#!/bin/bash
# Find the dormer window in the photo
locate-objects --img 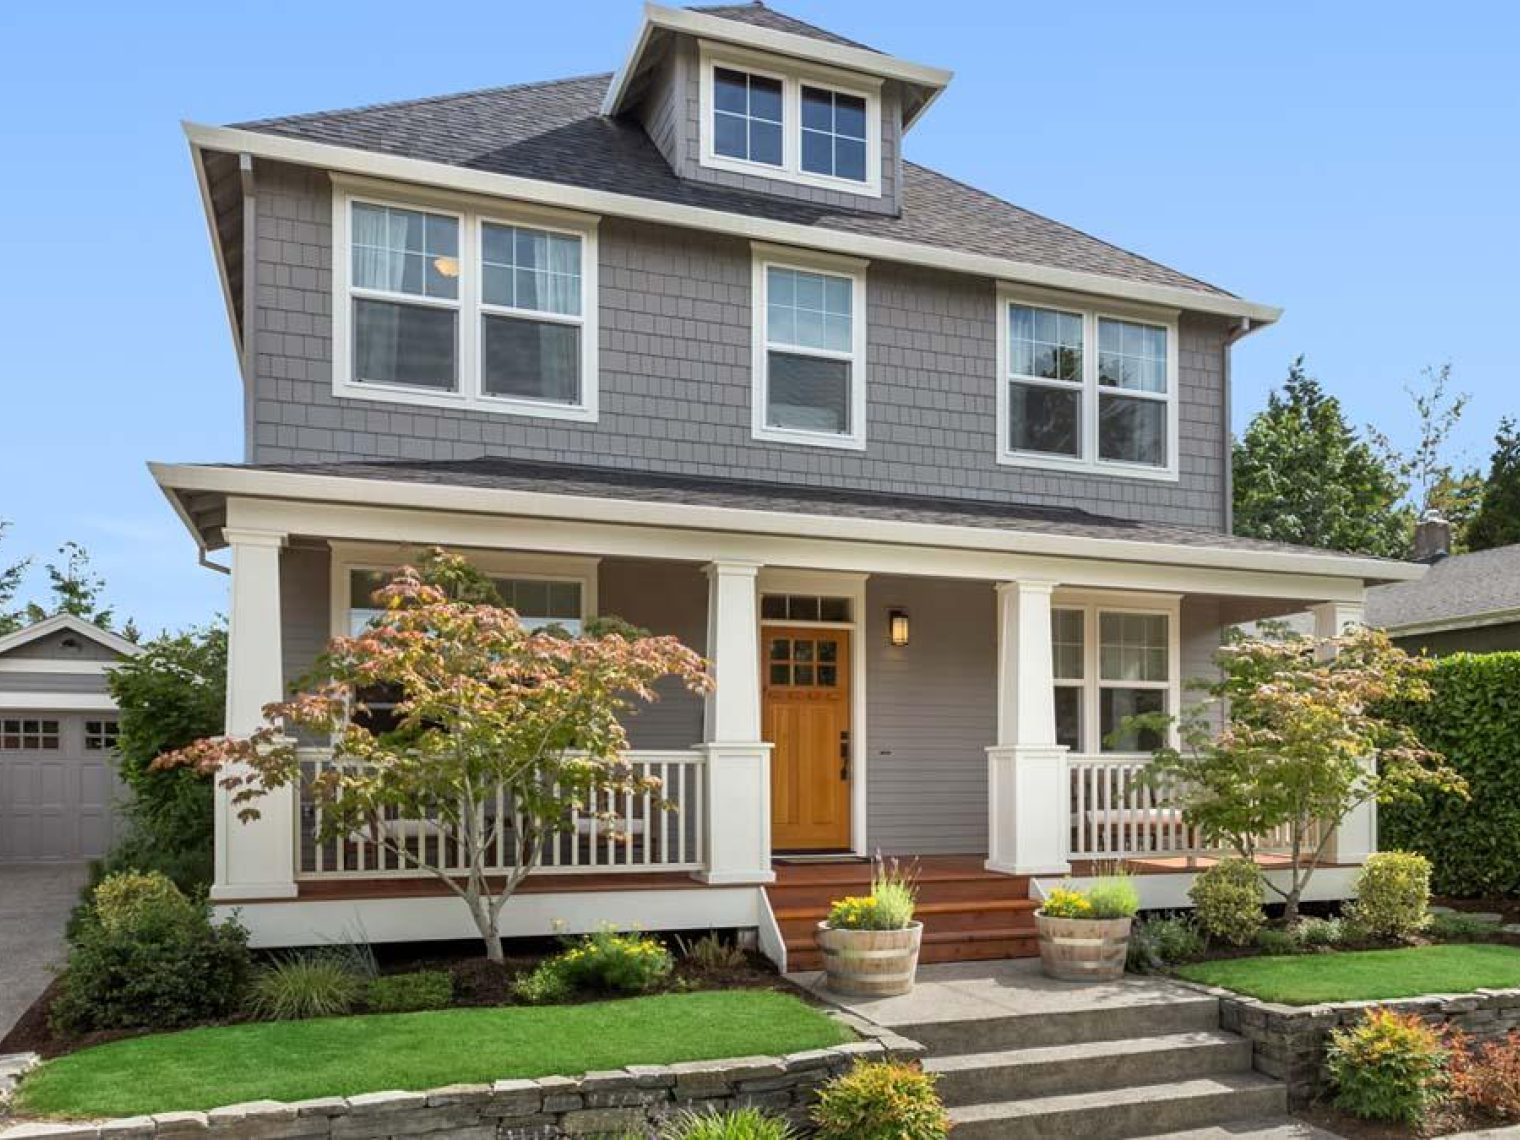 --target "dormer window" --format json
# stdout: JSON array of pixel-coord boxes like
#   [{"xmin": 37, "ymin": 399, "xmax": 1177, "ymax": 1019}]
[
  {"xmin": 698, "ymin": 44, "xmax": 881, "ymax": 198},
  {"xmin": 713, "ymin": 68, "xmax": 784, "ymax": 167}
]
